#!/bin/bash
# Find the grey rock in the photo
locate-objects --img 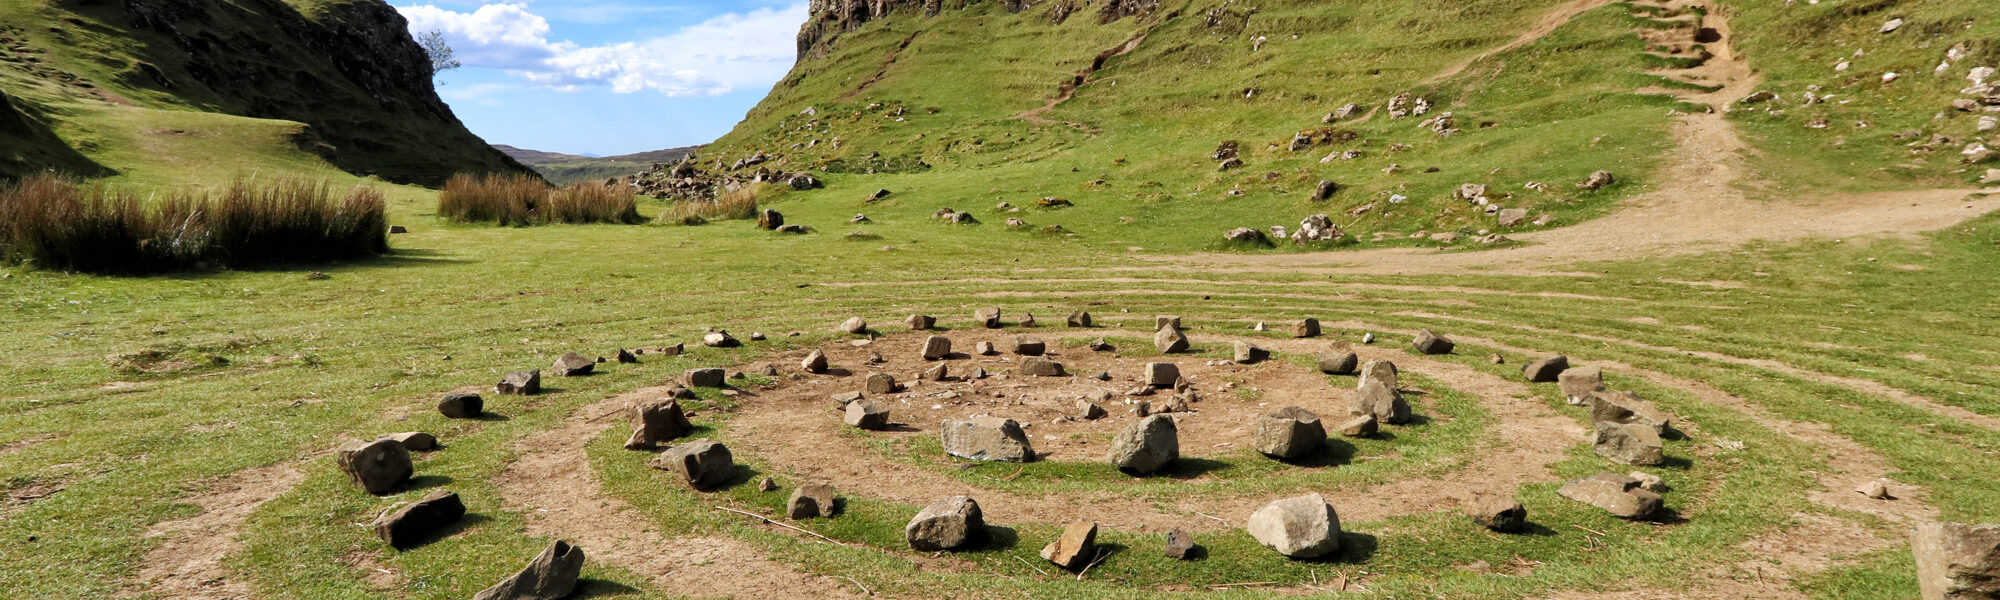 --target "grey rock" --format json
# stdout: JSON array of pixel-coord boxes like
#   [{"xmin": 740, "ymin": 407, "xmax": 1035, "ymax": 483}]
[
  {"xmin": 337, "ymin": 437, "xmax": 413, "ymax": 494},
  {"xmin": 1144, "ymin": 362, "xmax": 1181, "ymax": 388},
  {"xmin": 1559, "ymin": 366, "xmax": 1604, "ymax": 404},
  {"xmin": 907, "ymin": 314, "xmax": 937, "ymax": 330},
  {"xmin": 1165, "ymin": 529, "xmax": 1196, "ymax": 560},
  {"xmin": 1914, "ymin": 522, "xmax": 2000, "ymax": 600},
  {"xmin": 472, "ymin": 540, "xmax": 585, "ymax": 600},
  {"xmin": 1557, "ymin": 472, "xmax": 1662, "ymax": 519},
  {"xmin": 1248, "ymin": 494, "xmax": 1342, "ymax": 558},
  {"xmin": 1233, "ymin": 341, "xmax": 1270, "ymax": 364},
  {"xmin": 865, "ymin": 372, "xmax": 897, "ymax": 394},
  {"xmin": 1354, "ymin": 380, "xmax": 1411, "ymax": 425},
  {"xmin": 1522, "ymin": 356, "xmax": 1569, "ymax": 382},
  {"xmin": 497, "ymin": 370, "xmax": 541, "ymax": 395},
  {"xmin": 1254, "ymin": 406, "xmax": 1325, "ymax": 460},
  {"xmin": 648, "ymin": 438, "xmax": 735, "ymax": 490},
  {"xmin": 1013, "ymin": 337, "xmax": 1047, "ymax": 356},
  {"xmin": 1041, "ymin": 521, "xmax": 1099, "ymax": 570},
  {"xmin": 624, "ymin": 398, "xmax": 694, "ymax": 450},
  {"xmin": 1337, "ymin": 414, "xmax": 1378, "ymax": 438},
  {"xmin": 941, "ymin": 416, "xmax": 1034, "ymax": 462},
  {"xmin": 1465, "ymin": 496, "xmax": 1527, "ymax": 533},
  {"xmin": 1067, "ymin": 310, "xmax": 1093, "ymax": 327},
  {"xmin": 438, "ymin": 392, "xmax": 483, "ymax": 418},
  {"xmin": 788, "ymin": 483, "xmax": 838, "ymax": 519},
  {"xmin": 975, "ymin": 307, "xmax": 1003, "ymax": 329},
  {"xmin": 906, "ymin": 496, "xmax": 984, "ymax": 551},
  {"xmin": 922, "ymin": 335, "xmax": 952, "ymax": 360},
  {"xmin": 1108, "ymin": 415, "xmax": 1179, "ymax": 474},
  {"xmin": 845, "ymin": 399, "xmax": 891, "ymax": 430},
  {"xmin": 801, "ymin": 350, "xmax": 829, "ymax": 374},
  {"xmin": 839, "ymin": 316, "xmax": 868, "ymax": 334},
  {"xmin": 371, "ymin": 489, "xmax": 466, "ymax": 549},
  {"xmin": 685, "ymin": 368, "xmax": 727, "ymax": 388},
  {"xmin": 1412, "ymin": 329, "xmax": 1455, "ymax": 354},
  {"xmin": 1154, "ymin": 326, "xmax": 1191, "ymax": 354},
  {"xmin": 1317, "ymin": 350, "xmax": 1359, "ymax": 375},
  {"xmin": 1588, "ymin": 390, "xmax": 1672, "ymax": 435},
  {"xmin": 550, "ymin": 353, "xmax": 594, "ymax": 376},
  {"xmin": 1358, "ymin": 359, "xmax": 1398, "ymax": 391},
  {"xmin": 1075, "ymin": 400, "xmax": 1107, "ymax": 420},
  {"xmin": 1593, "ymin": 421, "xmax": 1665, "ymax": 466},
  {"xmin": 1020, "ymin": 356, "xmax": 1065, "ymax": 377},
  {"xmin": 1293, "ymin": 318, "xmax": 1321, "ymax": 338}
]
